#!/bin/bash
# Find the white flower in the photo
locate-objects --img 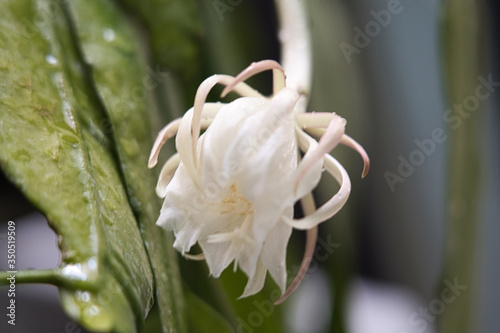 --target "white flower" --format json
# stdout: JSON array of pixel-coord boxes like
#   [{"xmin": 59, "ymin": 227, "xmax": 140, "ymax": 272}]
[{"xmin": 148, "ymin": 60, "xmax": 369, "ymax": 300}]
